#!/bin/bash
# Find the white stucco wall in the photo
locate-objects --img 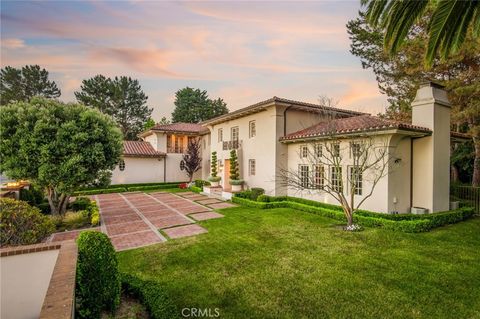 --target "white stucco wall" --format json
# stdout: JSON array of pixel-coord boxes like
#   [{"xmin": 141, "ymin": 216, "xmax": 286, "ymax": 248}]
[{"xmin": 111, "ymin": 157, "xmax": 165, "ymax": 184}]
